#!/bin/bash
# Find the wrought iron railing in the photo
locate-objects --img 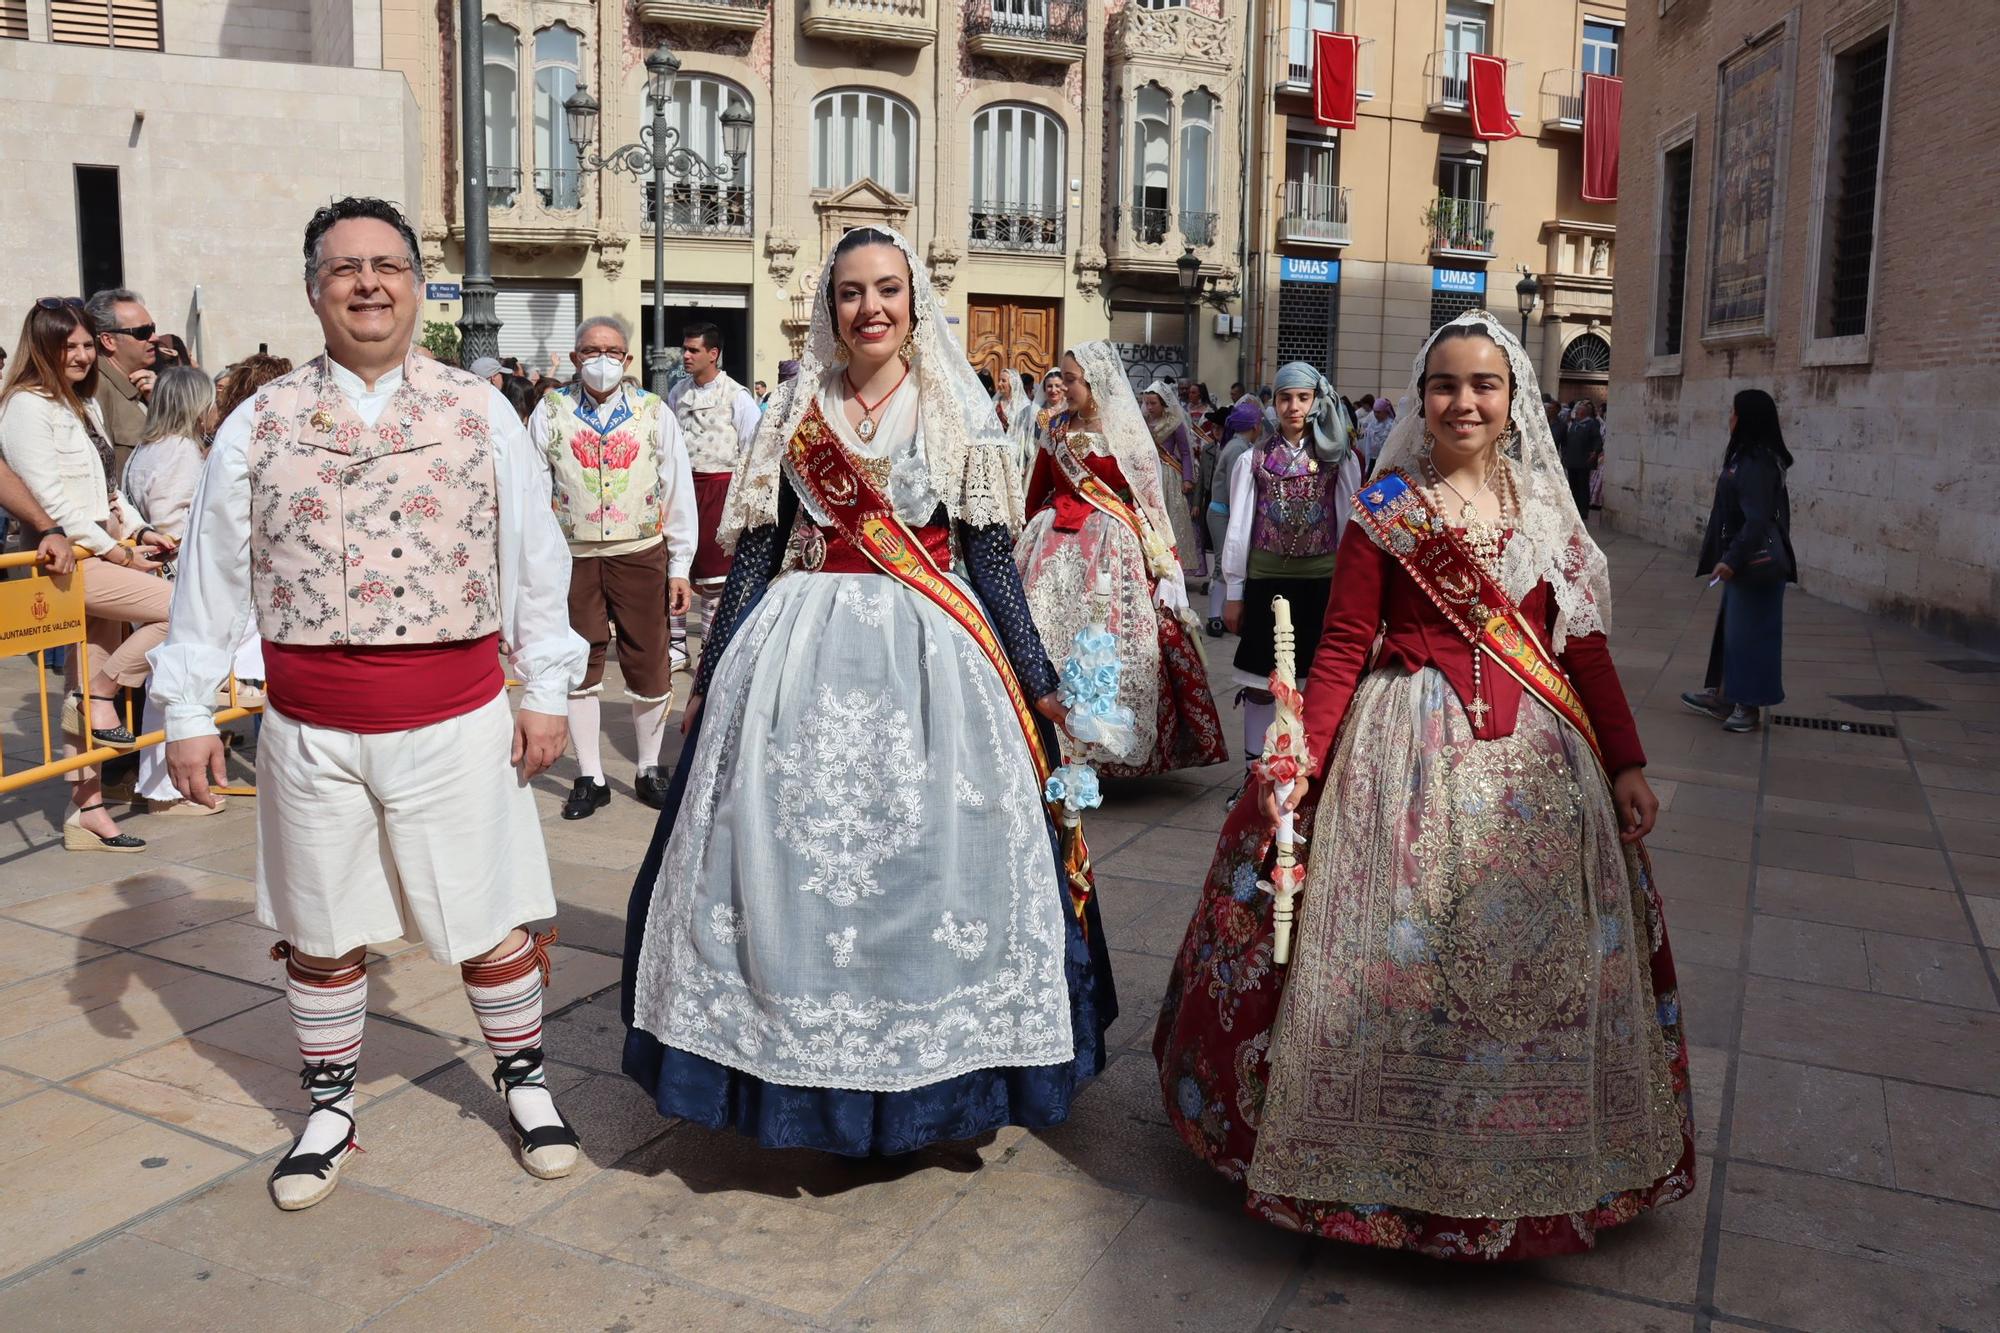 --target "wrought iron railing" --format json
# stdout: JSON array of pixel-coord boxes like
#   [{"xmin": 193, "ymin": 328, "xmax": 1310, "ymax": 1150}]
[
  {"xmin": 645, "ymin": 181, "xmax": 753, "ymax": 236},
  {"xmin": 1426, "ymin": 49, "xmax": 1522, "ymax": 113},
  {"xmin": 969, "ymin": 201, "xmax": 1065, "ymax": 253},
  {"xmin": 536, "ymin": 168, "xmax": 583, "ymax": 211},
  {"xmin": 1541, "ymin": 69, "xmax": 1585, "ymax": 128},
  {"xmin": 1179, "ymin": 210, "xmax": 1218, "ymax": 247},
  {"xmin": 1427, "ymin": 195, "xmax": 1497, "ymax": 255},
  {"xmin": 963, "ymin": 0, "xmax": 1085, "ymax": 44},
  {"xmin": 1272, "ymin": 28, "xmax": 1376, "ymax": 99},
  {"xmin": 486, "ymin": 166, "xmax": 521, "ymax": 209},
  {"xmin": 1279, "ymin": 182, "xmax": 1350, "ymax": 246},
  {"xmin": 1117, "ymin": 203, "xmax": 1172, "ymax": 245}
]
